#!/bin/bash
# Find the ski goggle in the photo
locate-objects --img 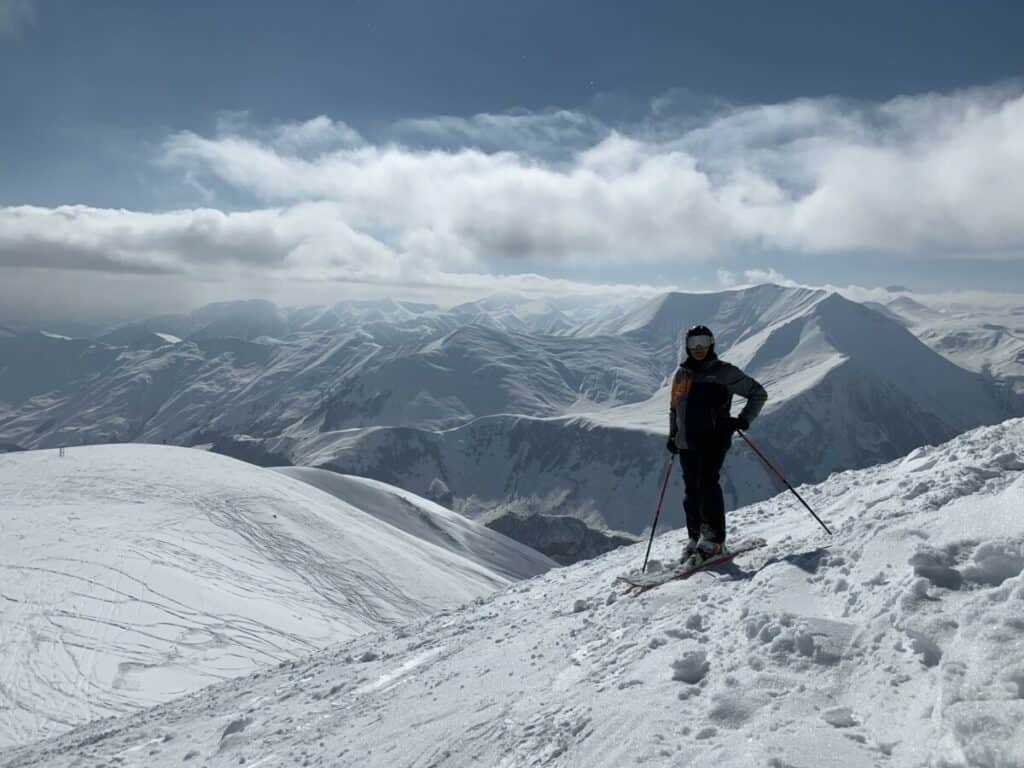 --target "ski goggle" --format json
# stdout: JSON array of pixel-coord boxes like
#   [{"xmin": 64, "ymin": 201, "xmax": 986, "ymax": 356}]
[{"xmin": 686, "ymin": 334, "xmax": 714, "ymax": 350}]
